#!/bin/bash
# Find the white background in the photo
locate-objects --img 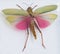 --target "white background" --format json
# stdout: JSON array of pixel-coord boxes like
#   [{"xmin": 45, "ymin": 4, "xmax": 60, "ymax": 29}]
[{"xmin": 0, "ymin": 0, "xmax": 60, "ymax": 54}]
